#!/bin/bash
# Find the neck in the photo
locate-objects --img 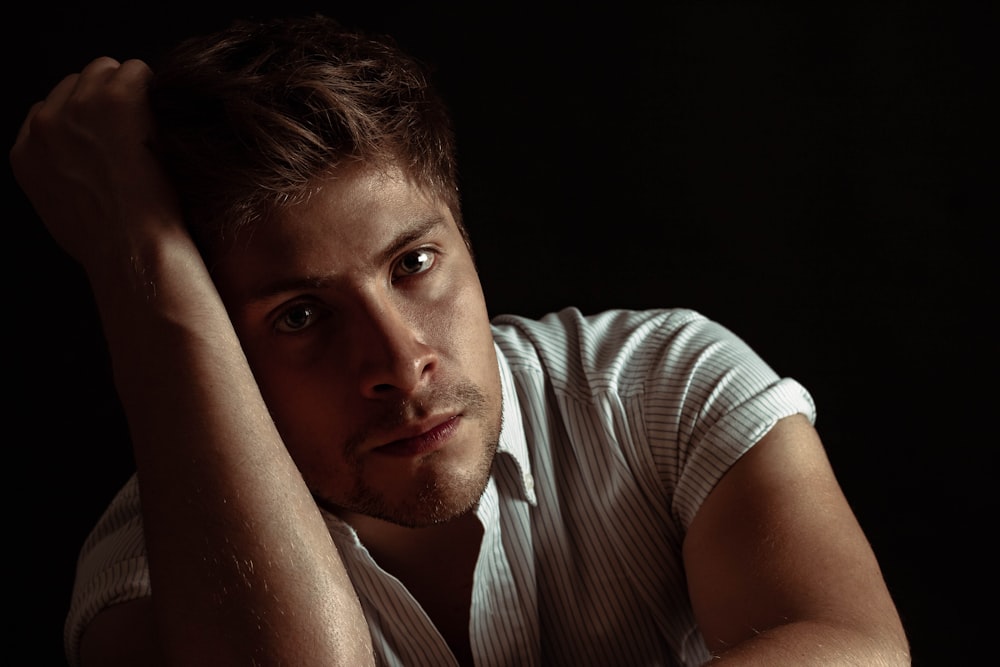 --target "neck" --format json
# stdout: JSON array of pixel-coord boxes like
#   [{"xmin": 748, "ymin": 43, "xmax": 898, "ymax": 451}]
[
  {"xmin": 338, "ymin": 509, "xmax": 483, "ymax": 569},
  {"xmin": 340, "ymin": 509, "xmax": 484, "ymax": 666}
]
